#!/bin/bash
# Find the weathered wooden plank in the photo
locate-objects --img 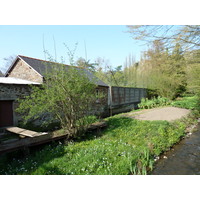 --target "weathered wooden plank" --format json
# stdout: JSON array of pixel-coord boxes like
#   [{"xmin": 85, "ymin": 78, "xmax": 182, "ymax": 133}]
[
  {"xmin": 0, "ymin": 132, "xmax": 65, "ymax": 154},
  {"xmin": 6, "ymin": 127, "xmax": 47, "ymax": 137},
  {"xmin": 6, "ymin": 127, "xmax": 23, "ymax": 134}
]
